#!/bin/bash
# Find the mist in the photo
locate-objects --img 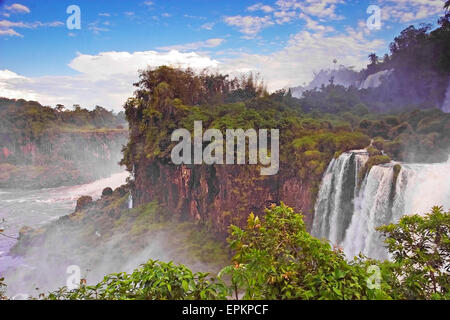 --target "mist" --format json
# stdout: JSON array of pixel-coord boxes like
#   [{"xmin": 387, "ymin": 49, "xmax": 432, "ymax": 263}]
[{"xmin": 3, "ymin": 217, "xmax": 221, "ymax": 298}]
